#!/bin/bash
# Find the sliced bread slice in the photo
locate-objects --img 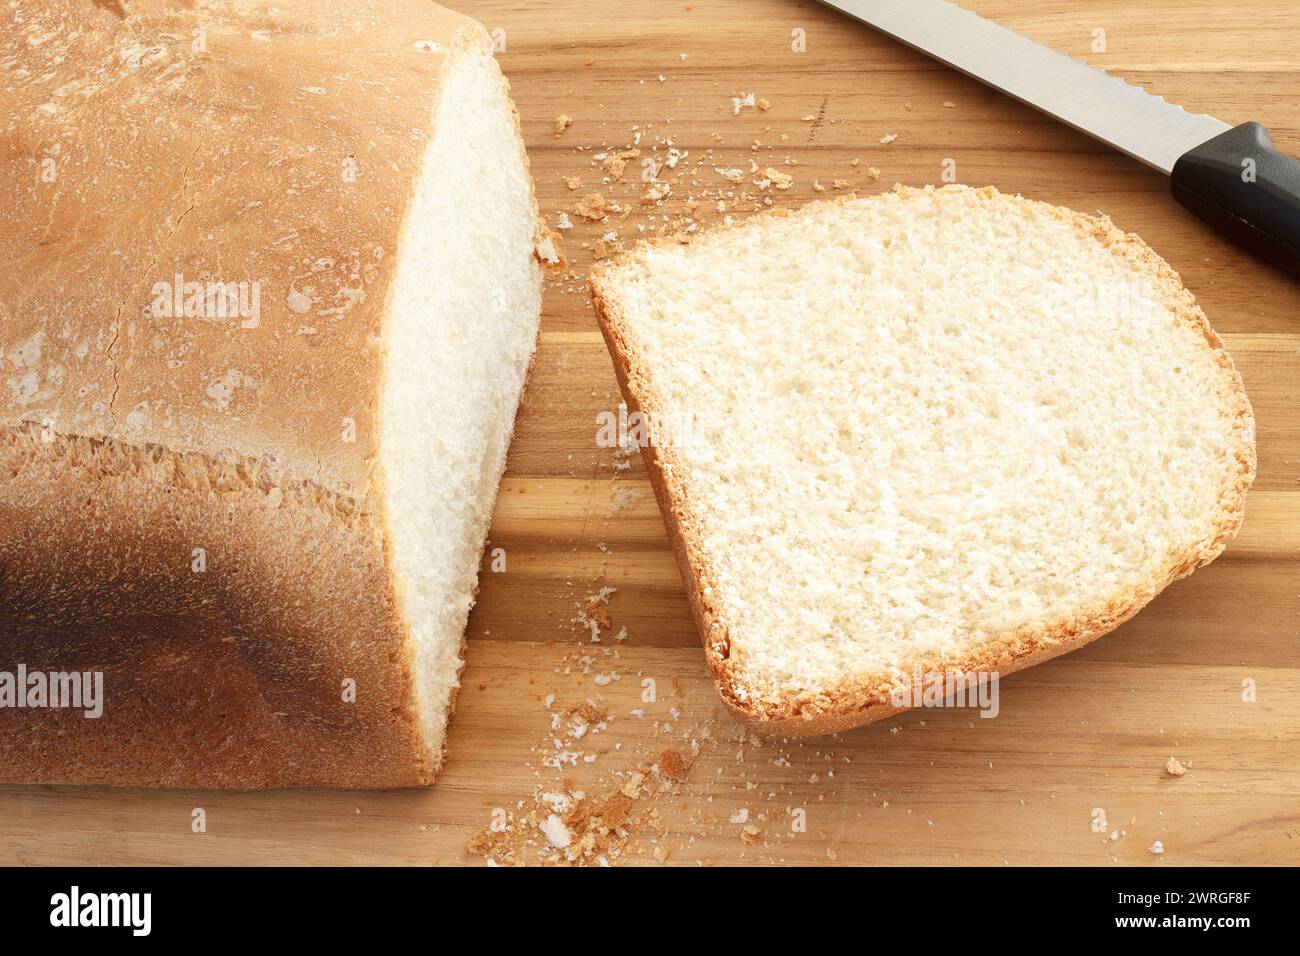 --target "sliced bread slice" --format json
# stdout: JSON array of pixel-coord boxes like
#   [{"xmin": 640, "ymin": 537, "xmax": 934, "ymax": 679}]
[{"xmin": 590, "ymin": 185, "xmax": 1255, "ymax": 736}]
